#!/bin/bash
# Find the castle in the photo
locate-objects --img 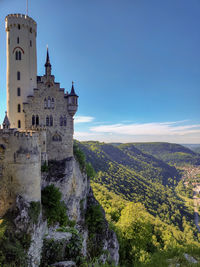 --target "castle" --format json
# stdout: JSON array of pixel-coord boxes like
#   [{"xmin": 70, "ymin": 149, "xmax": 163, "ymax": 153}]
[{"xmin": 0, "ymin": 14, "xmax": 78, "ymax": 215}]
